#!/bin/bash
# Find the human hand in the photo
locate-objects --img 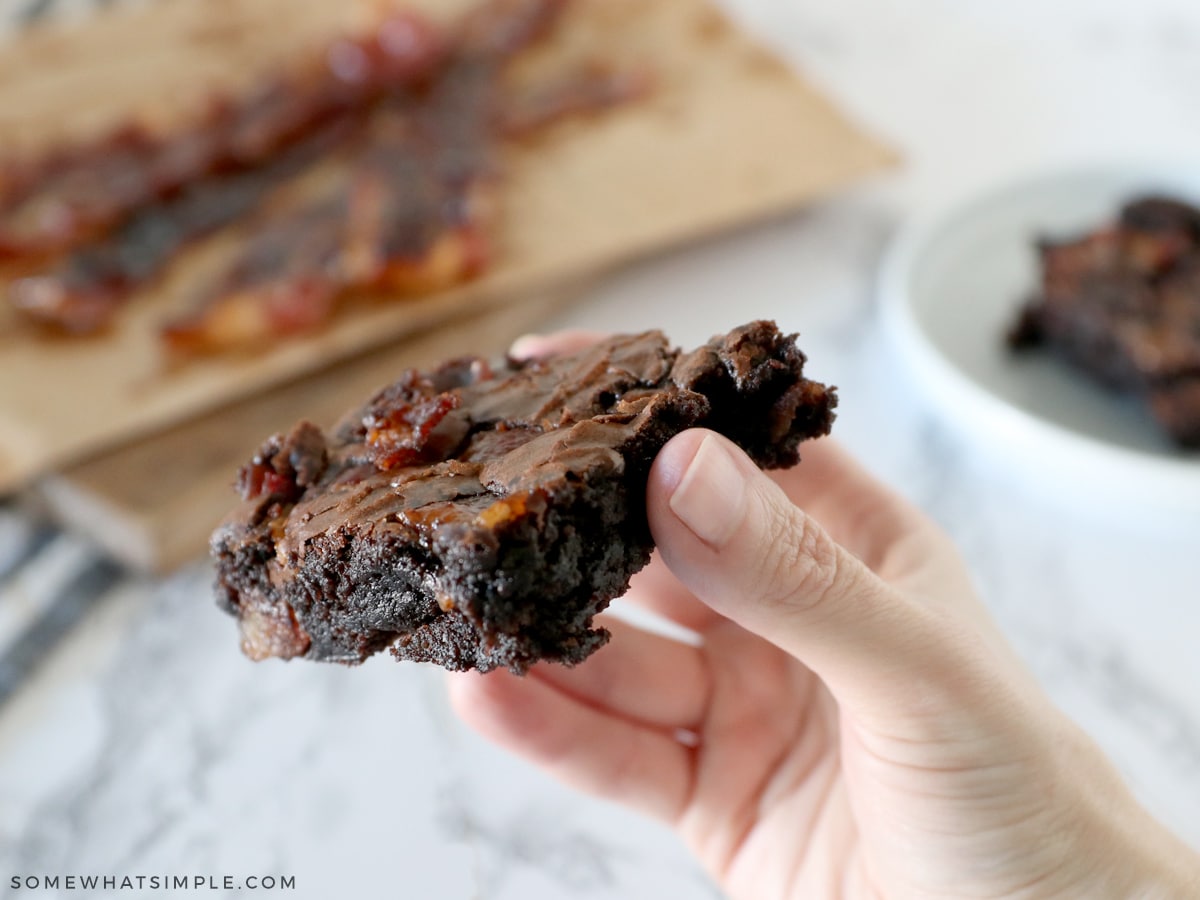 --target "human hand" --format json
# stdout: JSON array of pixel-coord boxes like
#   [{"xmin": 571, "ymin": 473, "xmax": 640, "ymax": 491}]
[{"xmin": 449, "ymin": 333, "xmax": 1200, "ymax": 899}]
